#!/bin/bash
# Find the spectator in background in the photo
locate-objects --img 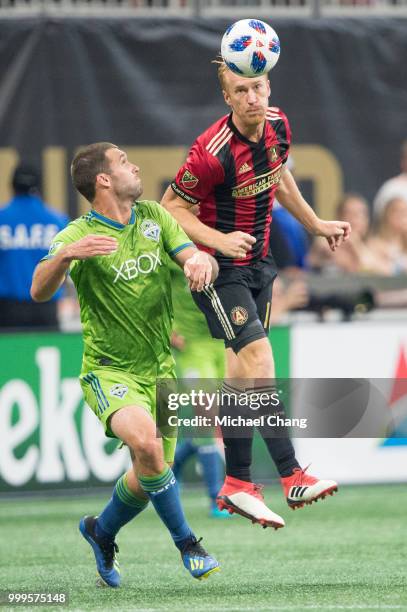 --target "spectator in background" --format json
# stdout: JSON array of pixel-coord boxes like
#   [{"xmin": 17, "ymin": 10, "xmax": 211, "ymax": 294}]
[
  {"xmin": 0, "ymin": 163, "xmax": 69, "ymax": 329},
  {"xmin": 269, "ymin": 156, "xmax": 310, "ymax": 271},
  {"xmin": 373, "ymin": 140, "xmax": 407, "ymax": 220},
  {"xmin": 367, "ymin": 196, "xmax": 407, "ymax": 275},
  {"xmin": 308, "ymin": 193, "xmax": 389, "ymax": 275}
]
